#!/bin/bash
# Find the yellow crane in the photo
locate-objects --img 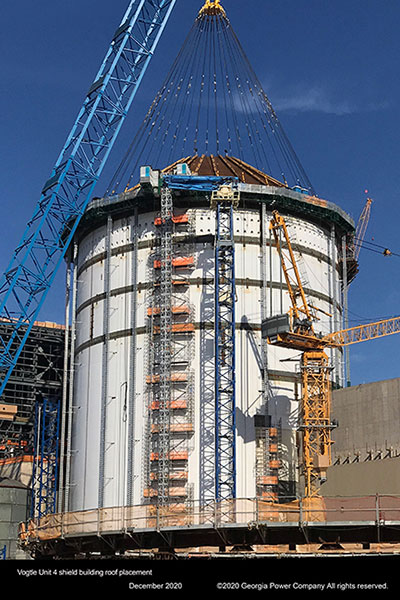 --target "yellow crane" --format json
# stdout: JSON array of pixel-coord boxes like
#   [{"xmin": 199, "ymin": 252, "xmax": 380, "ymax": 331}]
[{"xmin": 263, "ymin": 210, "xmax": 400, "ymax": 498}]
